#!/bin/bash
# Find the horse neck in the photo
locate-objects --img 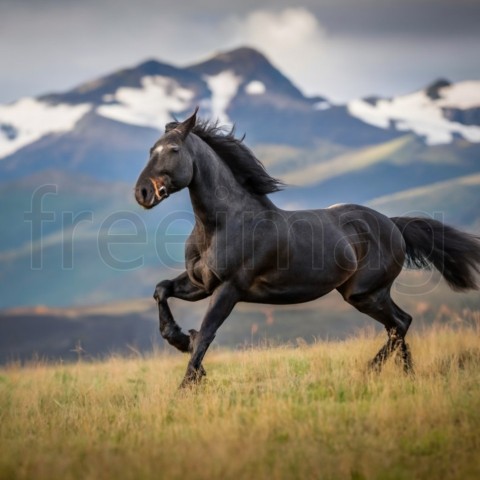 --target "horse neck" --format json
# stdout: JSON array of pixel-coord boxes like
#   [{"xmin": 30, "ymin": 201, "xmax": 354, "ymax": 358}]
[{"xmin": 186, "ymin": 135, "xmax": 274, "ymax": 228}]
